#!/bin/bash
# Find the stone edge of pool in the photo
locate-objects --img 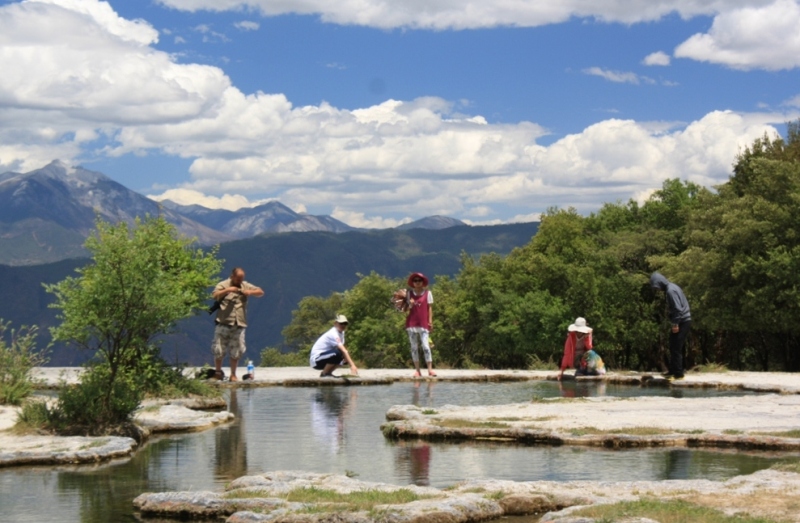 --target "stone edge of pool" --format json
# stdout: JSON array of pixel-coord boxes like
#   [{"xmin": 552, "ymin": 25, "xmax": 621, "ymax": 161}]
[
  {"xmin": 0, "ymin": 397, "xmax": 231, "ymax": 468},
  {"xmin": 131, "ymin": 469, "xmax": 800, "ymax": 523},
  {"xmin": 380, "ymin": 393, "xmax": 800, "ymax": 452},
  {"xmin": 29, "ymin": 367, "xmax": 800, "ymax": 396}
]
